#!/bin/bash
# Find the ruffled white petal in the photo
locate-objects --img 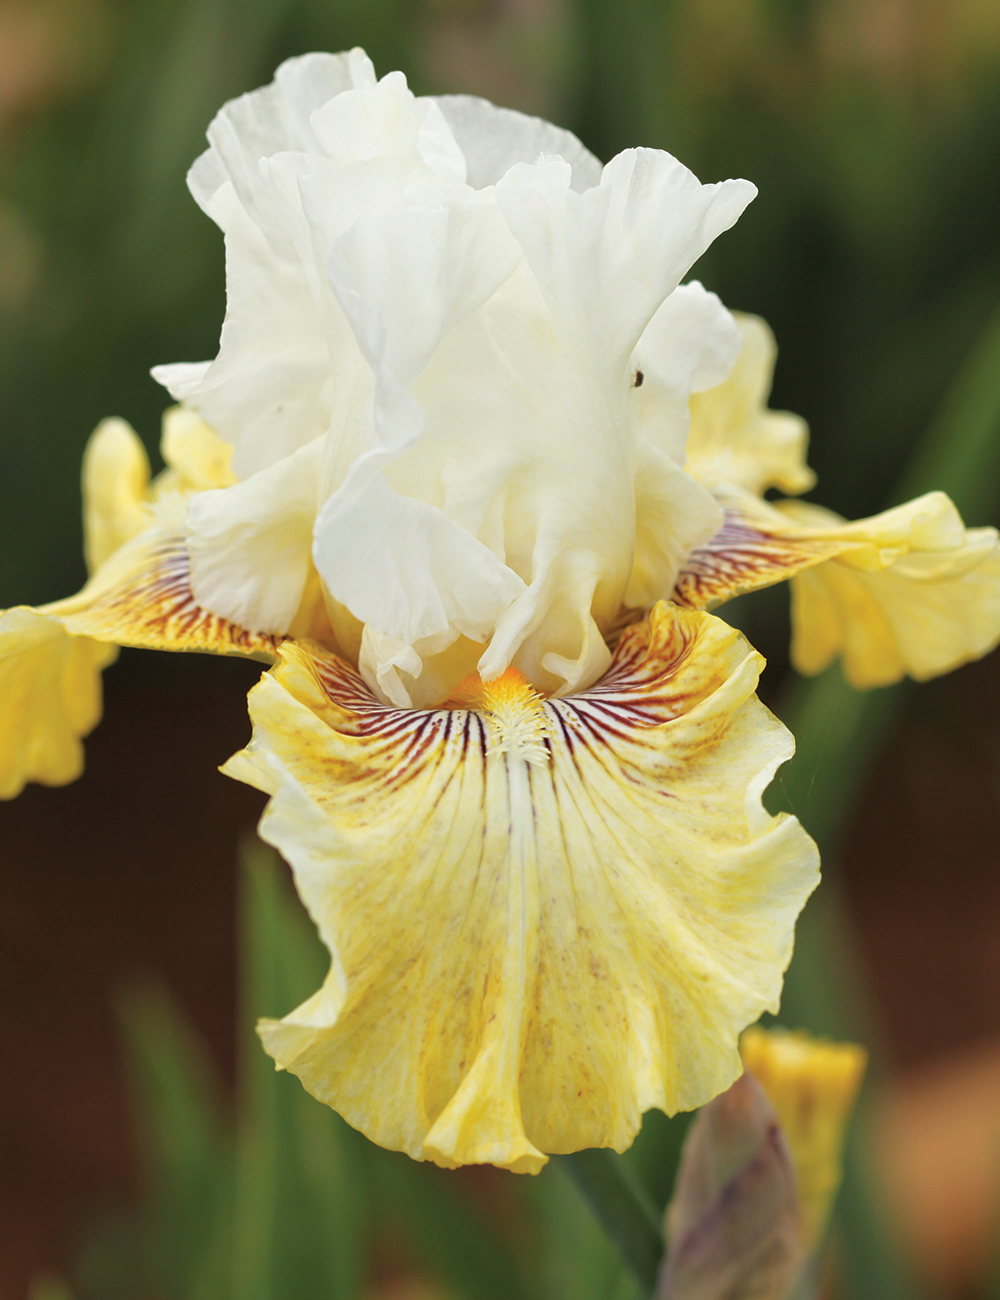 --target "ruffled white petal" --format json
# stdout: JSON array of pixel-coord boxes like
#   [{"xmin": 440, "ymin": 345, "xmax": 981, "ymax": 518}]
[
  {"xmin": 187, "ymin": 50, "xmax": 377, "ymax": 224},
  {"xmin": 460, "ymin": 153, "xmax": 753, "ymax": 689},
  {"xmin": 311, "ymin": 71, "xmax": 466, "ymax": 181},
  {"xmin": 433, "ymin": 94, "xmax": 603, "ymax": 191},
  {"xmin": 495, "ymin": 150, "xmax": 754, "ymax": 366},
  {"xmin": 186, "ymin": 438, "xmax": 324, "ymax": 635},
  {"xmin": 312, "ymin": 189, "xmax": 525, "ymax": 661},
  {"xmin": 318, "ymin": 468, "xmax": 527, "ymax": 670},
  {"xmin": 152, "ymin": 187, "xmax": 332, "ymax": 479},
  {"xmin": 324, "ymin": 191, "xmax": 519, "ymax": 391},
  {"xmin": 157, "ymin": 55, "xmax": 376, "ymax": 468},
  {"xmin": 631, "ymin": 281, "xmax": 742, "ymax": 465}
]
